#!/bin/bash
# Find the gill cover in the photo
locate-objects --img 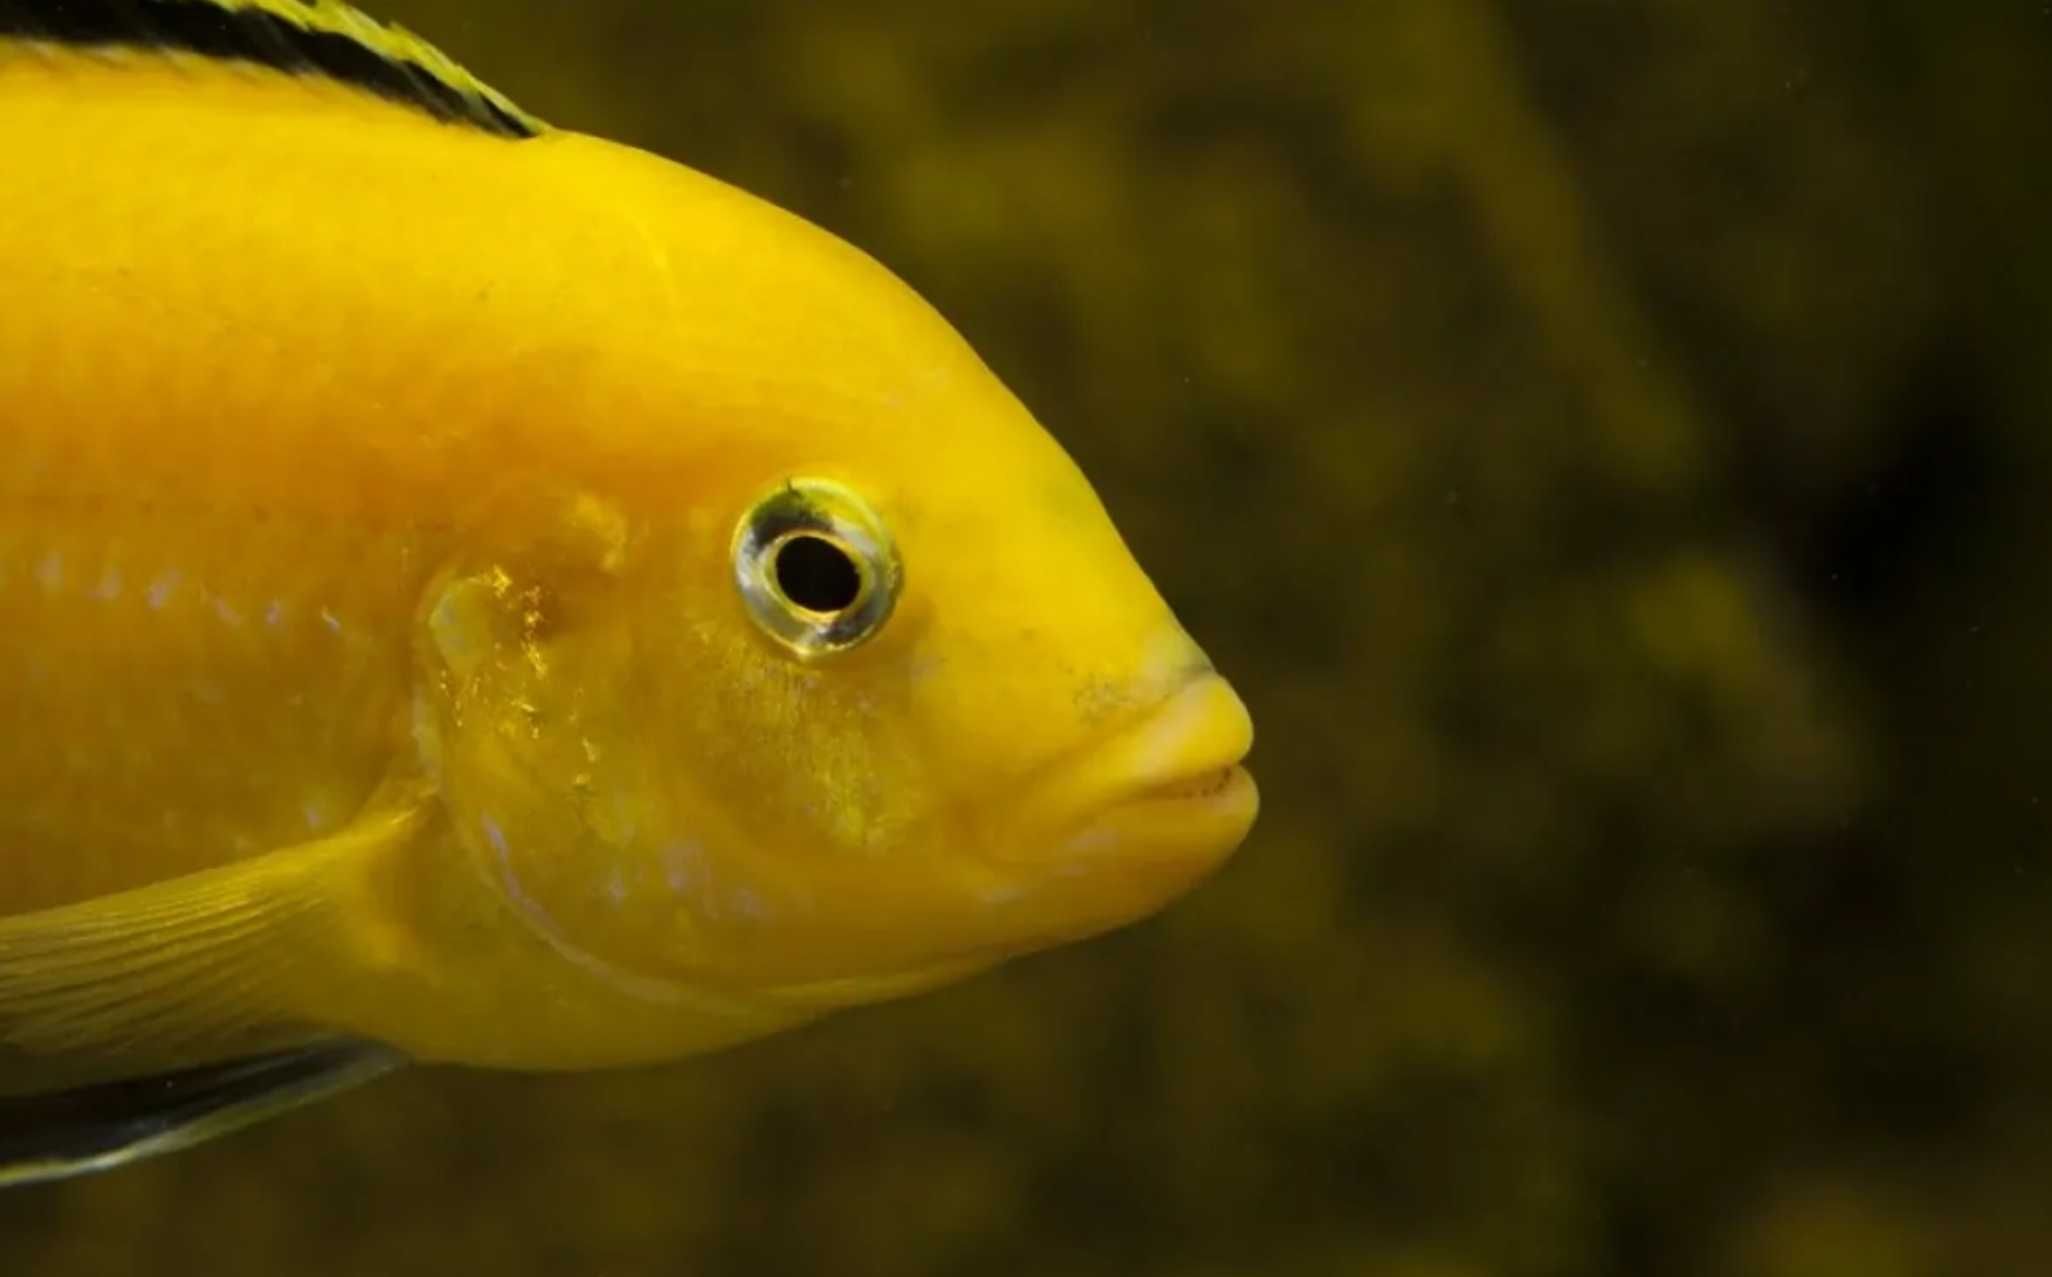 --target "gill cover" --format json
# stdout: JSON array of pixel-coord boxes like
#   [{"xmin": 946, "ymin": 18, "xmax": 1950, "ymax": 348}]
[{"xmin": 419, "ymin": 492, "xmax": 682, "ymax": 993}]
